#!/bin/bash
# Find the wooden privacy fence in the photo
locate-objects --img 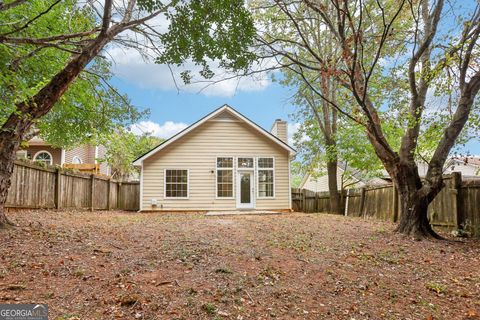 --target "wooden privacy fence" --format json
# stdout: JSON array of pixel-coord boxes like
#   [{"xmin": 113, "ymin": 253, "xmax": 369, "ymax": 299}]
[
  {"xmin": 292, "ymin": 172, "xmax": 480, "ymax": 237},
  {"xmin": 6, "ymin": 161, "xmax": 140, "ymax": 211}
]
